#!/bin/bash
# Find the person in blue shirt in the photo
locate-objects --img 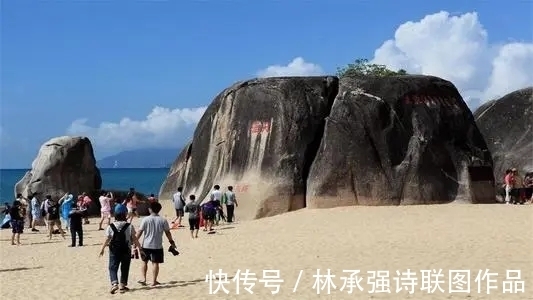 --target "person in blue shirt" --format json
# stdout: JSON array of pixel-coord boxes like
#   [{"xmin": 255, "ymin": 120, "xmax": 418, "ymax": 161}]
[{"xmin": 59, "ymin": 193, "xmax": 74, "ymax": 230}]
